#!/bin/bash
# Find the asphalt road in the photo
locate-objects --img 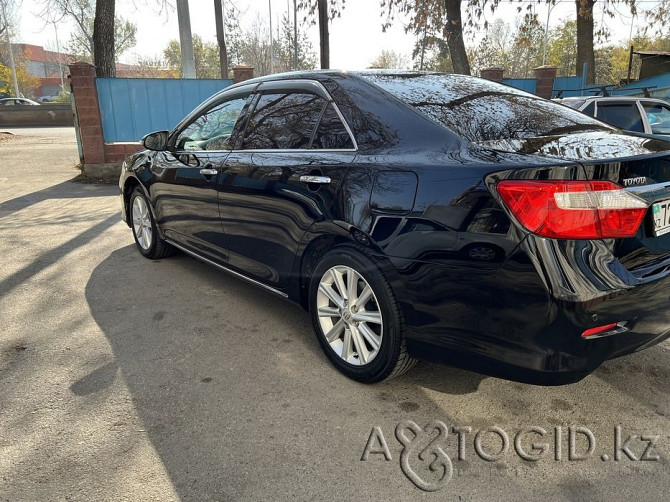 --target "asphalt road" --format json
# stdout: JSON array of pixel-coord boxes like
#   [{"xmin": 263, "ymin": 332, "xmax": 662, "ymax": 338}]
[{"xmin": 2, "ymin": 127, "xmax": 670, "ymax": 501}]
